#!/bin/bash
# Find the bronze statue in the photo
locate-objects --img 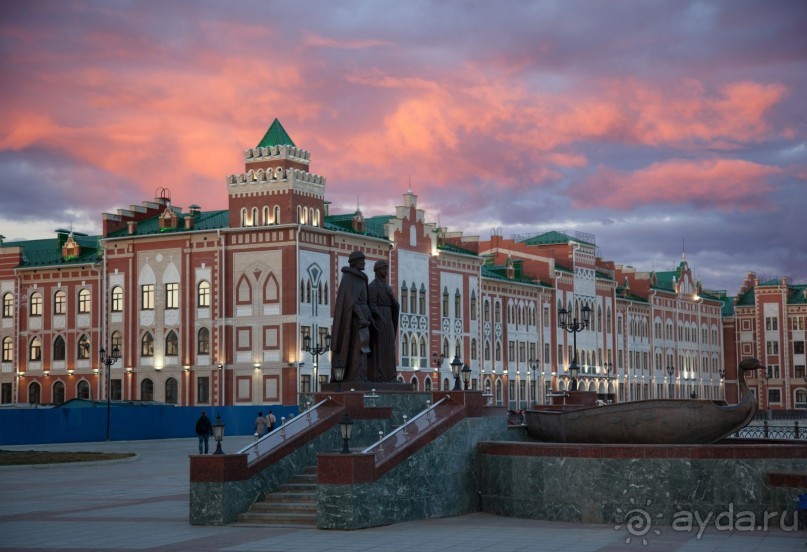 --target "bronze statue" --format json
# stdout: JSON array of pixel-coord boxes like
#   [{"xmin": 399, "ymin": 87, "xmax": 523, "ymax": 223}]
[
  {"xmin": 368, "ymin": 259, "xmax": 400, "ymax": 382},
  {"xmin": 331, "ymin": 251, "xmax": 372, "ymax": 382}
]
